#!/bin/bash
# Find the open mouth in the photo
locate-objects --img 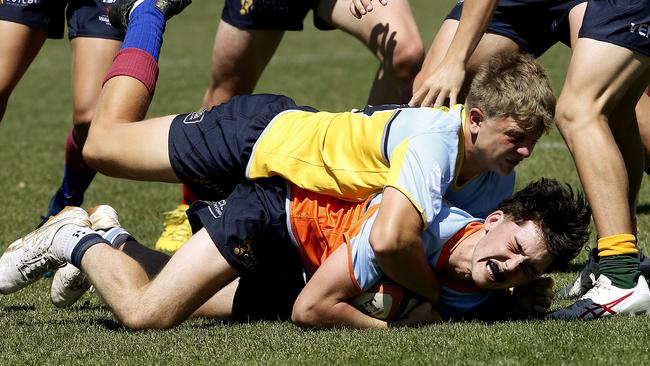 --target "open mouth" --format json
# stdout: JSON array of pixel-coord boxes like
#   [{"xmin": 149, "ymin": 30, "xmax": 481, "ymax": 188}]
[{"xmin": 487, "ymin": 260, "xmax": 505, "ymax": 283}]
